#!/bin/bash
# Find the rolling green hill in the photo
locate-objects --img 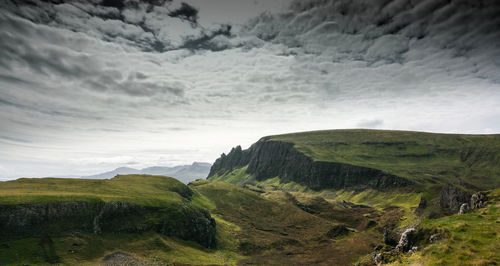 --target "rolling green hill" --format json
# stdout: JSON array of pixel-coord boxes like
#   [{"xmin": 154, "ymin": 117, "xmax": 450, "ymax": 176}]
[
  {"xmin": 208, "ymin": 129, "xmax": 500, "ymax": 198},
  {"xmin": 270, "ymin": 129, "xmax": 500, "ymax": 188},
  {"xmin": 0, "ymin": 175, "xmax": 223, "ymax": 265},
  {"xmin": 0, "ymin": 175, "xmax": 191, "ymax": 206}
]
